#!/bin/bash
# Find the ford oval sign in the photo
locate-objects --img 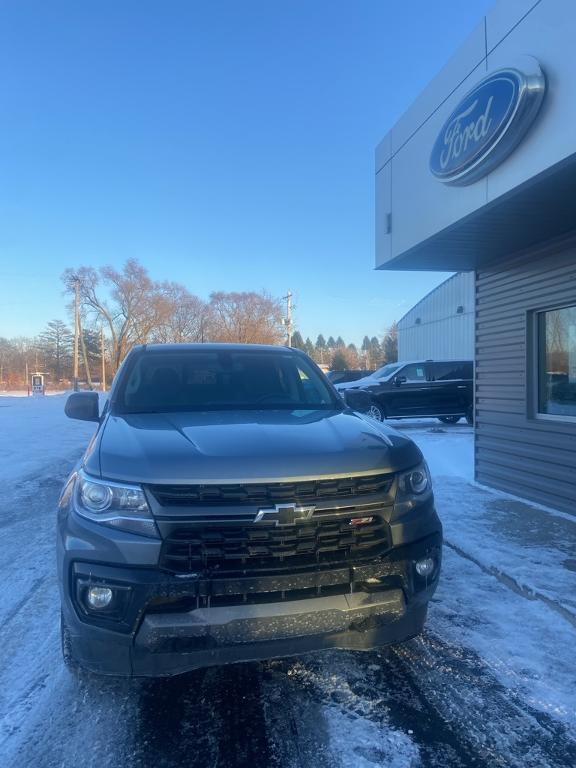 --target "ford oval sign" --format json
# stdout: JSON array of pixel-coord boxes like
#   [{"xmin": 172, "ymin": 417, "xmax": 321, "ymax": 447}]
[{"xmin": 430, "ymin": 63, "xmax": 546, "ymax": 185}]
